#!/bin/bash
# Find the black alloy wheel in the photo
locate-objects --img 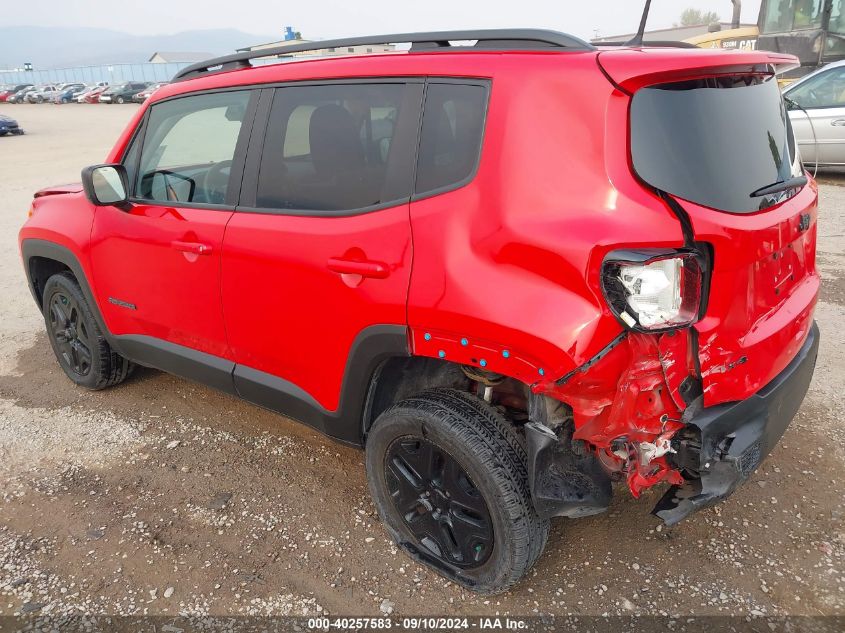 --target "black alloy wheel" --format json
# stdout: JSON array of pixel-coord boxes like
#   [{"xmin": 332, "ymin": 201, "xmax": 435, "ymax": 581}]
[
  {"xmin": 366, "ymin": 388, "xmax": 549, "ymax": 594},
  {"xmin": 42, "ymin": 272, "xmax": 134, "ymax": 390},
  {"xmin": 48, "ymin": 290, "xmax": 93, "ymax": 377},
  {"xmin": 386, "ymin": 436, "xmax": 494, "ymax": 567}
]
